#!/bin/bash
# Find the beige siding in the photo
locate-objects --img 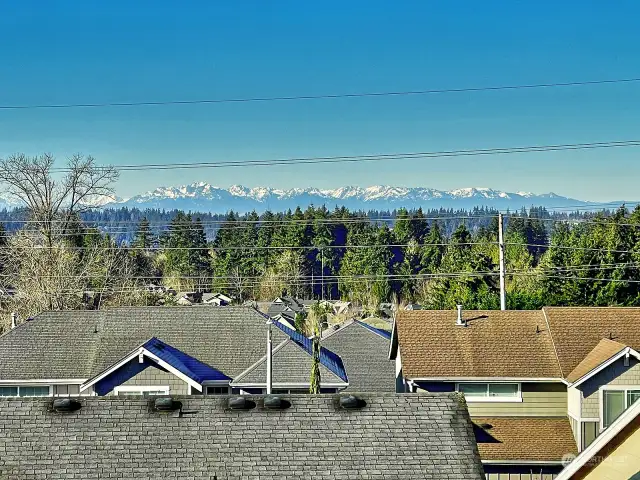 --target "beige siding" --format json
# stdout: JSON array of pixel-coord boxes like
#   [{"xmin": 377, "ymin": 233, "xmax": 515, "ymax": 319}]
[
  {"xmin": 467, "ymin": 383, "xmax": 567, "ymax": 417},
  {"xmin": 580, "ymin": 358, "xmax": 640, "ymax": 418},
  {"xmin": 567, "ymin": 386, "xmax": 581, "ymax": 418},
  {"xmin": 582, "ymin": 424, "xmax": 640, "ymax": 479},
  {"xmin": 107, "ymin": 367, "xmax": 189, "ymax": 395}
]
